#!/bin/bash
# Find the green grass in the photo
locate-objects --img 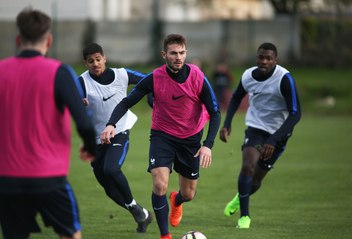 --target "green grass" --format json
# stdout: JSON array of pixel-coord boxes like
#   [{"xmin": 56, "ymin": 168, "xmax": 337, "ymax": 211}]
[
  {"xmin": 29, "ymin": 108, "xmax": 352, "ymax": 239},
  {"xmin": 290, "ymin": 67, "xmax": 352, "ymax": 115}
]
